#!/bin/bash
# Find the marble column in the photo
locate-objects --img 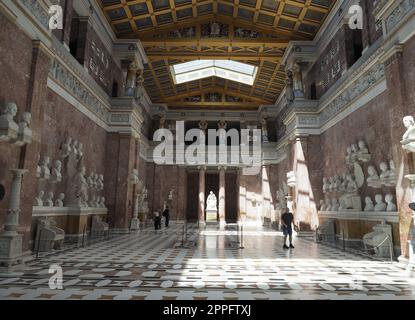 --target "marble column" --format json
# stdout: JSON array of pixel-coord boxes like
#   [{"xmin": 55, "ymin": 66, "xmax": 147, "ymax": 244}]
[
  {"xmin": 292, "ymin": 136, "xmax": 318, "ymax": 233},
  {"xmin": 0, "ymin": 169, "xmax": 27, "ymax": 268},
  {"xmin": 405, "ymin": 175, "xmax": 415, "ymax": 266},
  {"xmin": 219, "ymin": 166, "xmax": 226, "ymax": 223},
  {"xmin": 261, "ymin": 165, "xmax": 271, "ymax": 226},
  {"xmin": 198, "ymin": 166, "xmax": 206, "ymax": 224}
]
